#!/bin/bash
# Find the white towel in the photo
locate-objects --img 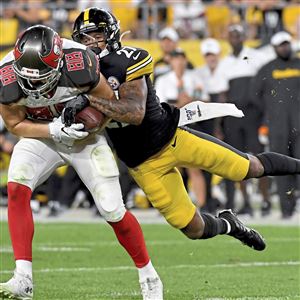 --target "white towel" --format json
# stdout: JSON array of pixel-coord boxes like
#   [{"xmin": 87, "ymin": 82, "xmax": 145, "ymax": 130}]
[{"xmin": 178, "ymin": 101, "xmax": 244, "ymax": 127}]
